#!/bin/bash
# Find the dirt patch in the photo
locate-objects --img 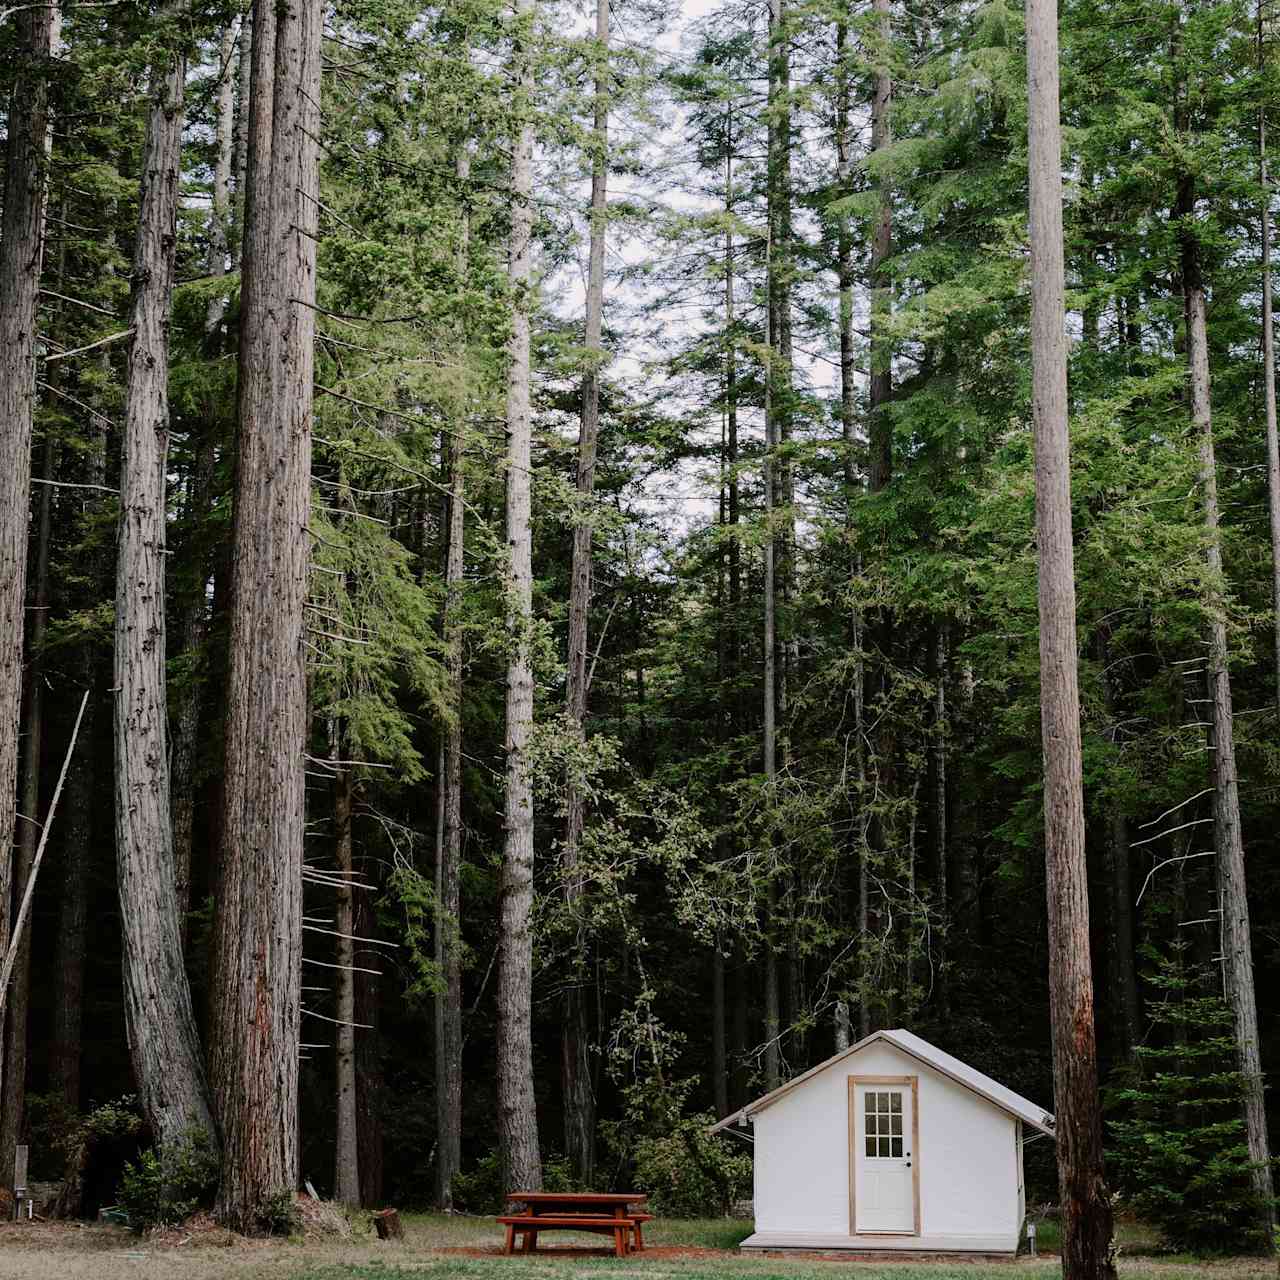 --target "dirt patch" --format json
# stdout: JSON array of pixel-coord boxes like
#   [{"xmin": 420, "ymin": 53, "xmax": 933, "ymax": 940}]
[
  {"xmin": 0, "ymin": 1194, "xmax": 349, "ymax": 1254},
  {"xmin": 0, "ymin": 1219, "xmax": 140, "ymax": 1252}
]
